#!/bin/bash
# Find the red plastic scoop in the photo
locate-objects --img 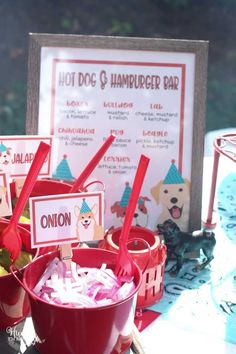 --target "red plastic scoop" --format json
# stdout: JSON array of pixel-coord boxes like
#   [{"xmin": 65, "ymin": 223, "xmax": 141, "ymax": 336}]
[
  {"xmin": 69, "ymin": 134, "xmax": 115, "ymax": 193},
  {"xmin": 59, "ymin": 134, "xmax": 116, "ymax": 268},
  {"xmin": 115, "ymin": 154, "xmax": 150, "ymax": 277},
  {"xmin": 0, "ymin": 141, "xmax": 51, "ymax": 263}
]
